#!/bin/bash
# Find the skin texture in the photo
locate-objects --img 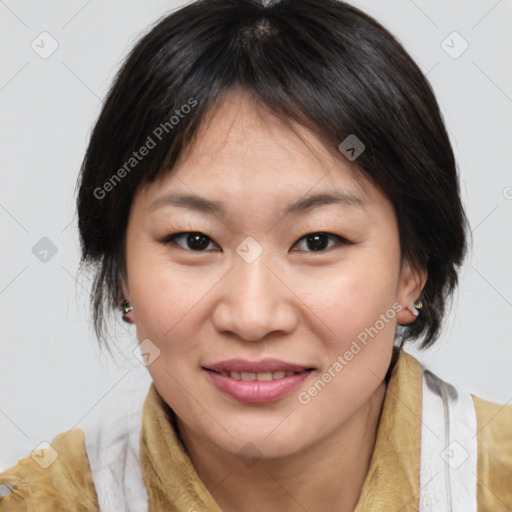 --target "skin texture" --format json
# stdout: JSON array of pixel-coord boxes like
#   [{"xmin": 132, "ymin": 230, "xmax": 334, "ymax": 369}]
[{"xmin": 123, "ymin": 89, "xmax": 426, "ymax": 512}]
